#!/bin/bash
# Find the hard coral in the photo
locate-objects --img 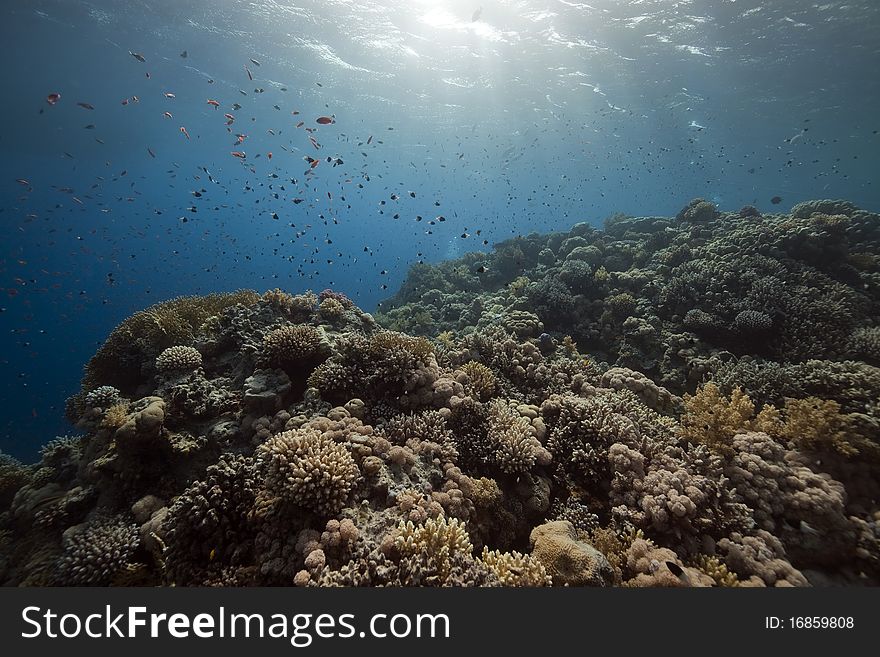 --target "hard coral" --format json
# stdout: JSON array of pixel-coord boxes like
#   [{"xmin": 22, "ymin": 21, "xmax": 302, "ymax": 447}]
[
  {"xmin": 57, "ymin": 516, "xmax": 140, "ymax": 585},
  {"xmin": 261, "ymin": 324, "xmax": 328, "ymax": 367},
  {"xmin": 256, "ymin": 426, "xmax": 359, "ymax": 515},
  {"xmin": 459, "ymin": 361, "xmax": 497, "ymax": 401},
  {"xmin": 155, "ymin": 345, "xmax": 202, "ymax": 373}
]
